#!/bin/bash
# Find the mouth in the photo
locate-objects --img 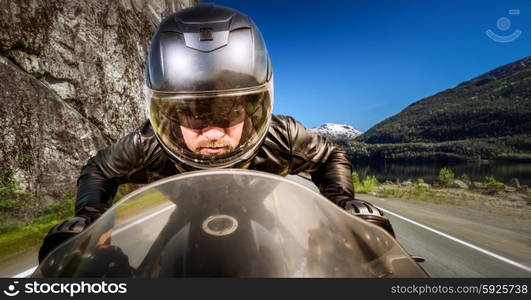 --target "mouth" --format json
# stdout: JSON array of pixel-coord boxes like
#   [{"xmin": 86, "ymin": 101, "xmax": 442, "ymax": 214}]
[{"xmin": 199, "ymin": 147, "xmax": 228, "ymax": 155}]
